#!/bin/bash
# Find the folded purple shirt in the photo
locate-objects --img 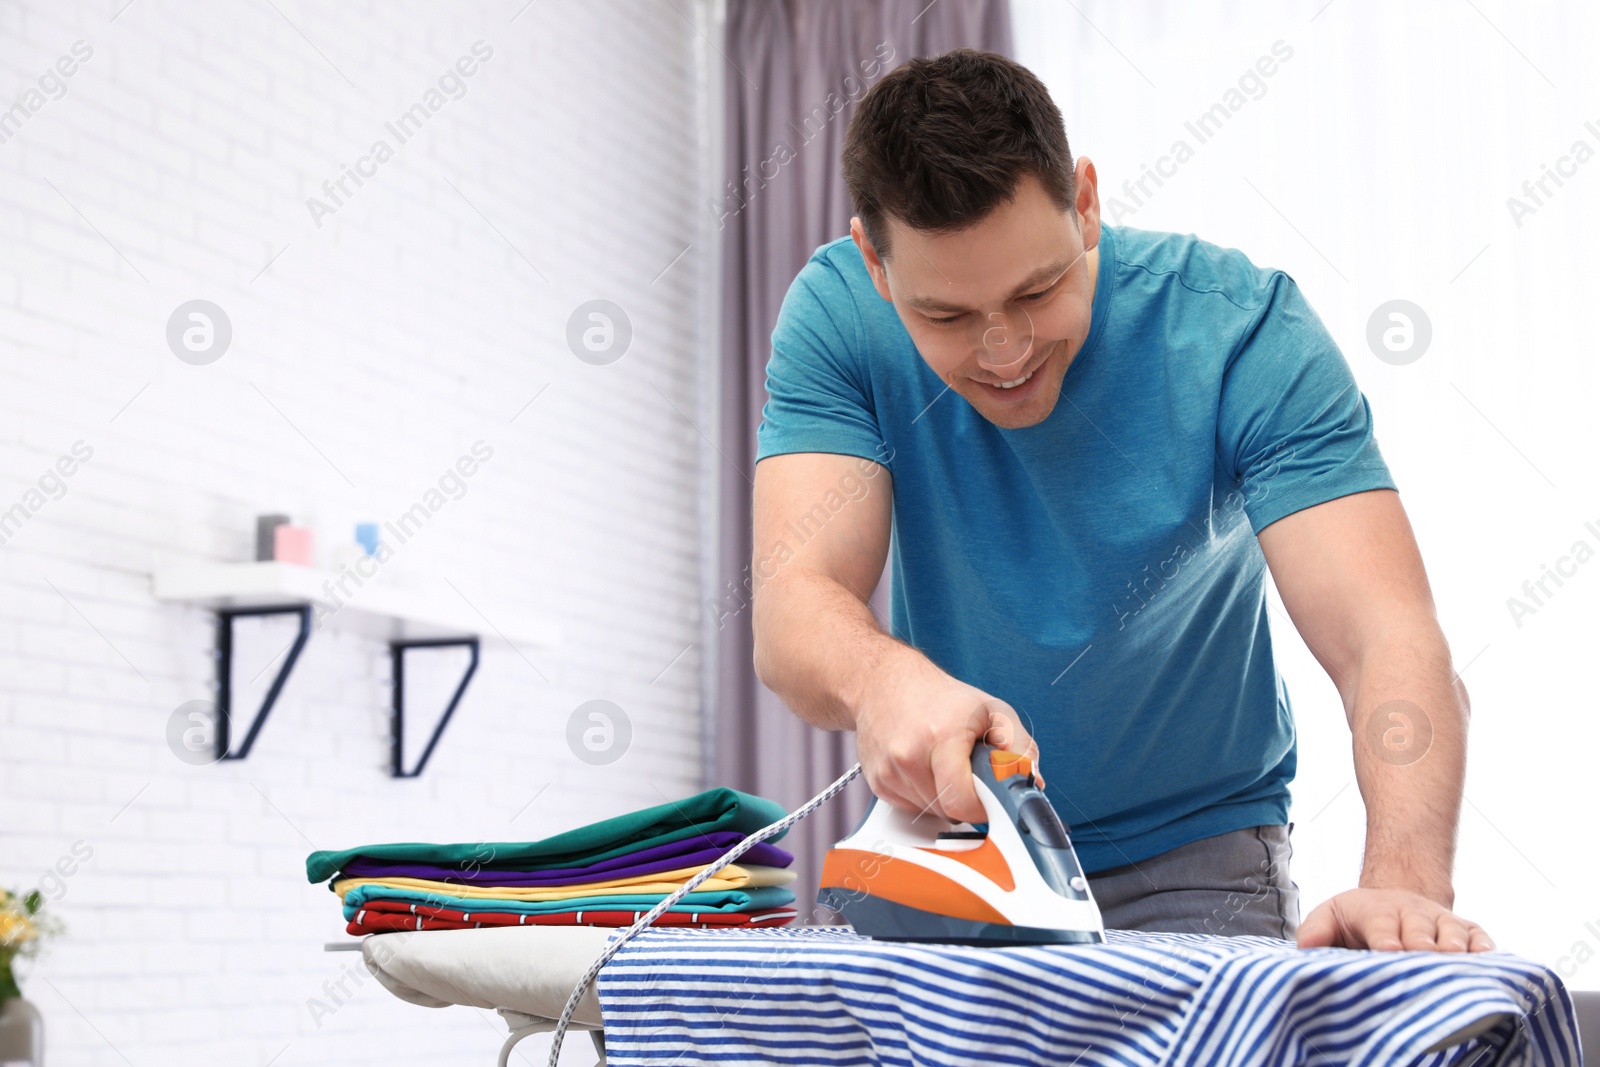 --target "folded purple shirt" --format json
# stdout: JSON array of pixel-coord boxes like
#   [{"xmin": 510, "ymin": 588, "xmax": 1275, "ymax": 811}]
[{"xmin": 337, "ymin": 831, "xmax": 793, "ymax": 885}]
